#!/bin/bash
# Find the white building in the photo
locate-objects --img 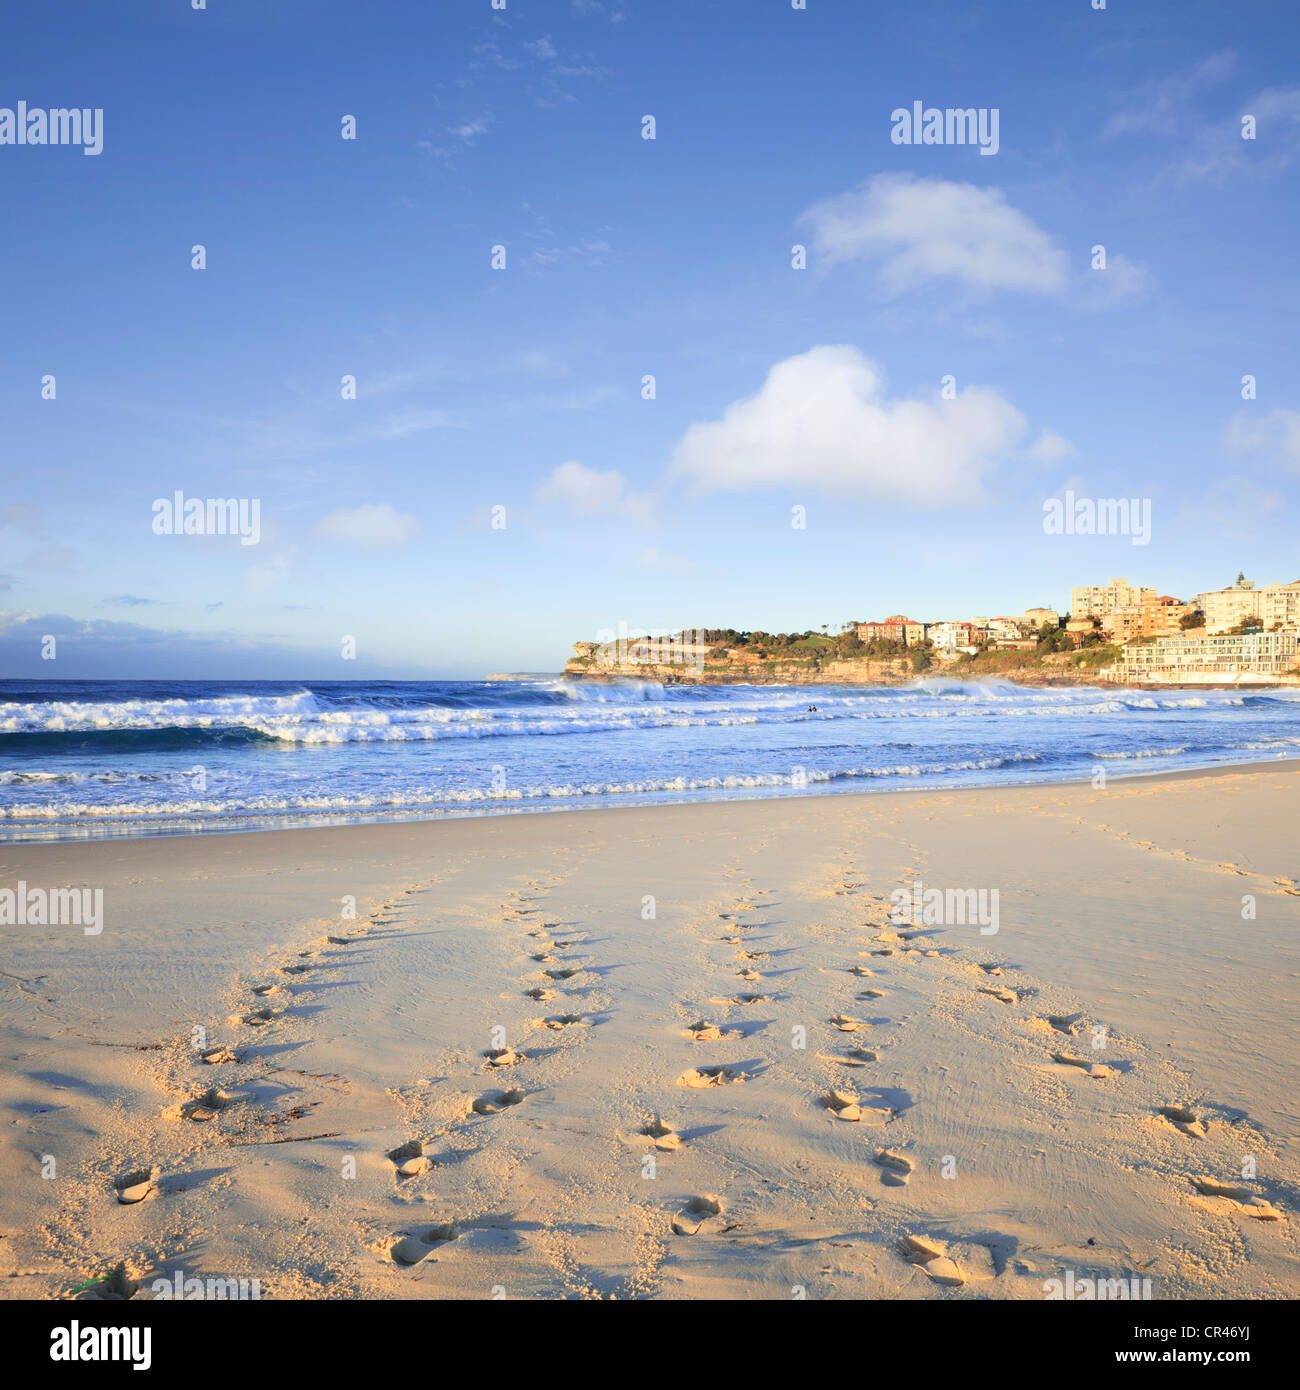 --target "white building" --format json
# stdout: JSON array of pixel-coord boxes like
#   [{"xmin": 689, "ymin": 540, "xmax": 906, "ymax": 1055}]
[
  {"xmin": 1195, "ymin": 580, "xmax": 1300, "ymax": 634},
  {"xmin": 1113, "ymin": 629, "xmax": 1300, "ymax": 681}
]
